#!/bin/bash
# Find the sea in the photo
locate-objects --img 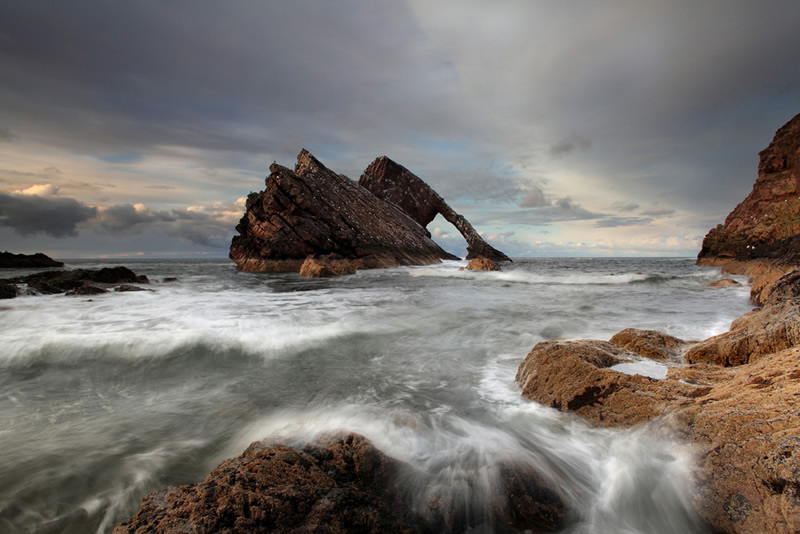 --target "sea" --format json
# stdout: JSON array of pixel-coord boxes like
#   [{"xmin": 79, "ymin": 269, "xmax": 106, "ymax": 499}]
[{"xmin": 0, "ymin": 257, "xmax": 754, "ymax": 533}]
